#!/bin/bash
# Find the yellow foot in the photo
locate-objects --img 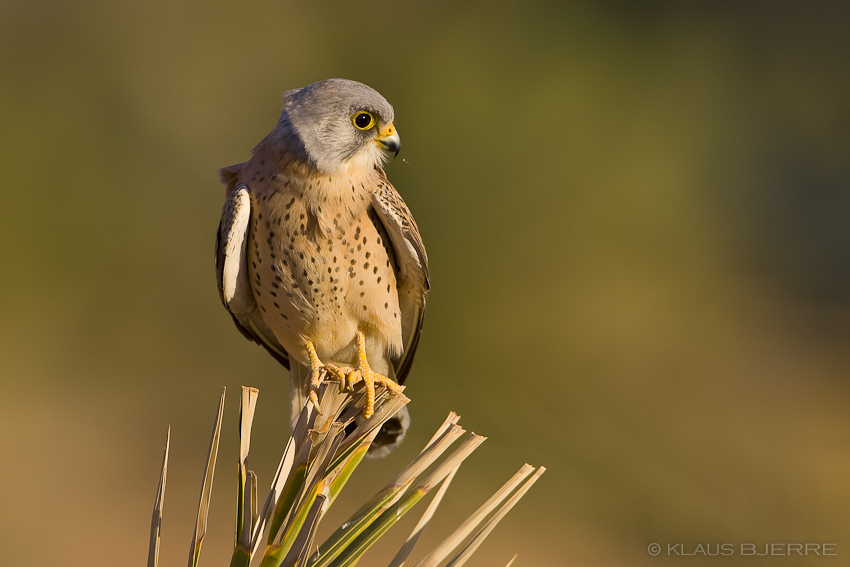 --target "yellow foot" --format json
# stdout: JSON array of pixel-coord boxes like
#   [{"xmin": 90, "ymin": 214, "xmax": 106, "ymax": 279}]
[
  {"xmin": 345, "ymin": 331, "xmax": 404, "ymax": 419},
  {"xmin": 306, "ymin": 340, "xmax": 349, "ymax": 412}
]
